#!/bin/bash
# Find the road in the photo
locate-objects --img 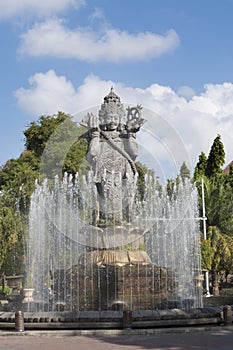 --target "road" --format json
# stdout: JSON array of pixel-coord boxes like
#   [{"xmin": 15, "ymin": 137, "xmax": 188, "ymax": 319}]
[{"xmin": 0, "ymin": 328, "xmax": 233, "ymax": 350}]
